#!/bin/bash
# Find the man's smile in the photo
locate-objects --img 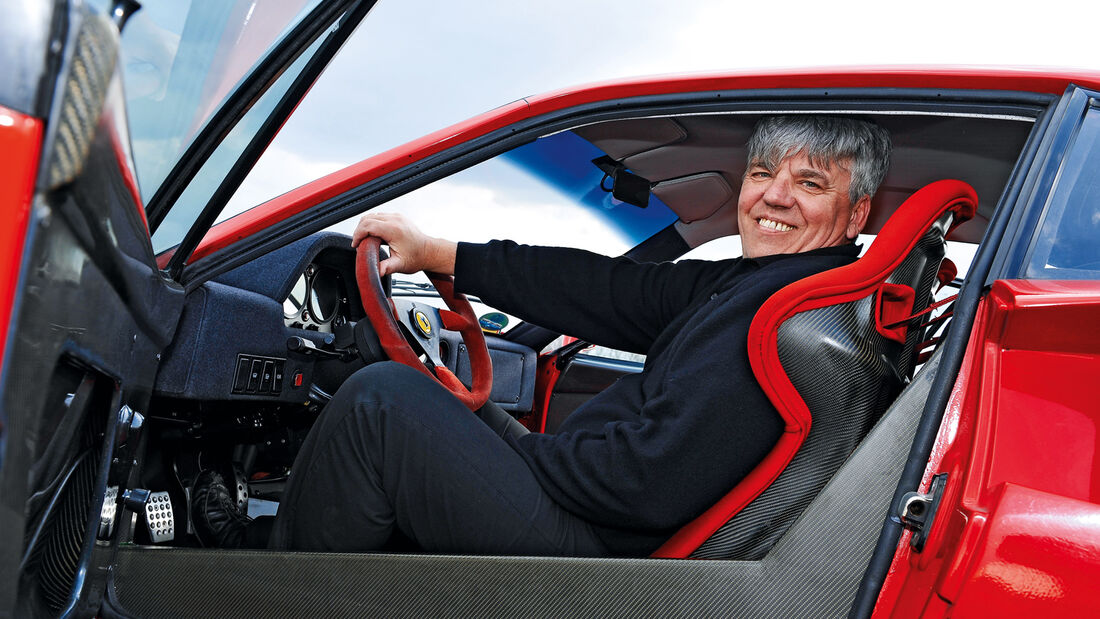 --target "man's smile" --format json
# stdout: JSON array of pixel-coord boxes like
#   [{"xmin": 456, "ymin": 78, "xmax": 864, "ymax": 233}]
[{"xmin": 757, "ymin": 217, "xmax": 795, "ymax": 232}]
